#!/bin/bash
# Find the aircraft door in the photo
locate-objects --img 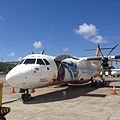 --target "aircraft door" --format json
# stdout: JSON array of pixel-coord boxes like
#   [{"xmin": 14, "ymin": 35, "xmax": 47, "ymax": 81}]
[{"xmin": 57, "ymin": 63, "xmax": 65, "ymax": 83}]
